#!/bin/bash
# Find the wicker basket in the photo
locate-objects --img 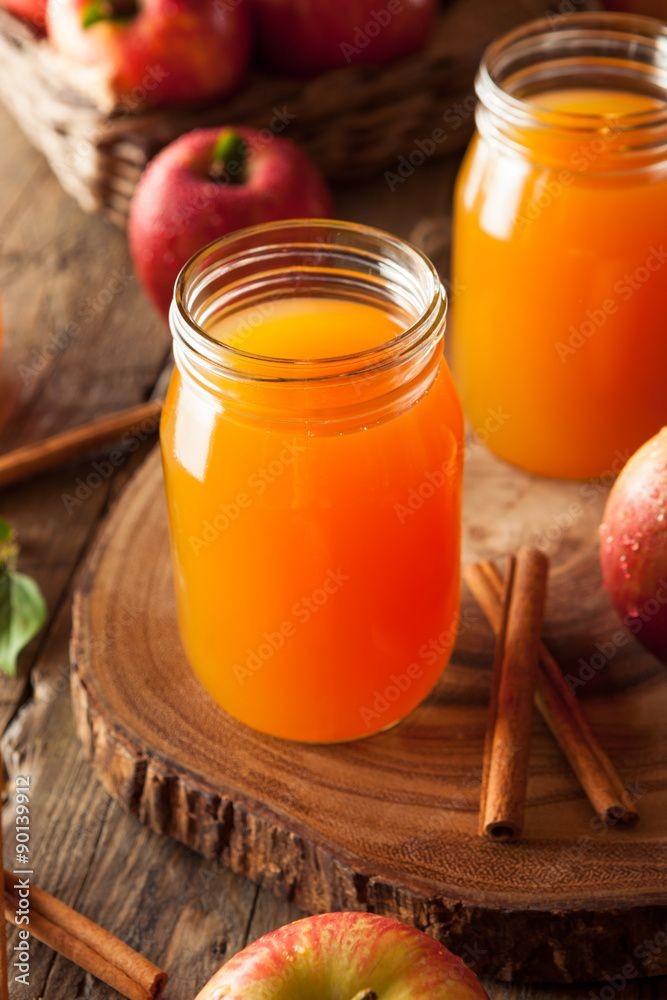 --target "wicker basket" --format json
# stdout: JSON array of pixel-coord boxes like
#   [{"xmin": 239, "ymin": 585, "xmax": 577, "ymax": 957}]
[{"xmin": 0, "ymin": 0, "xmax": 555, "ymax": 228}]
